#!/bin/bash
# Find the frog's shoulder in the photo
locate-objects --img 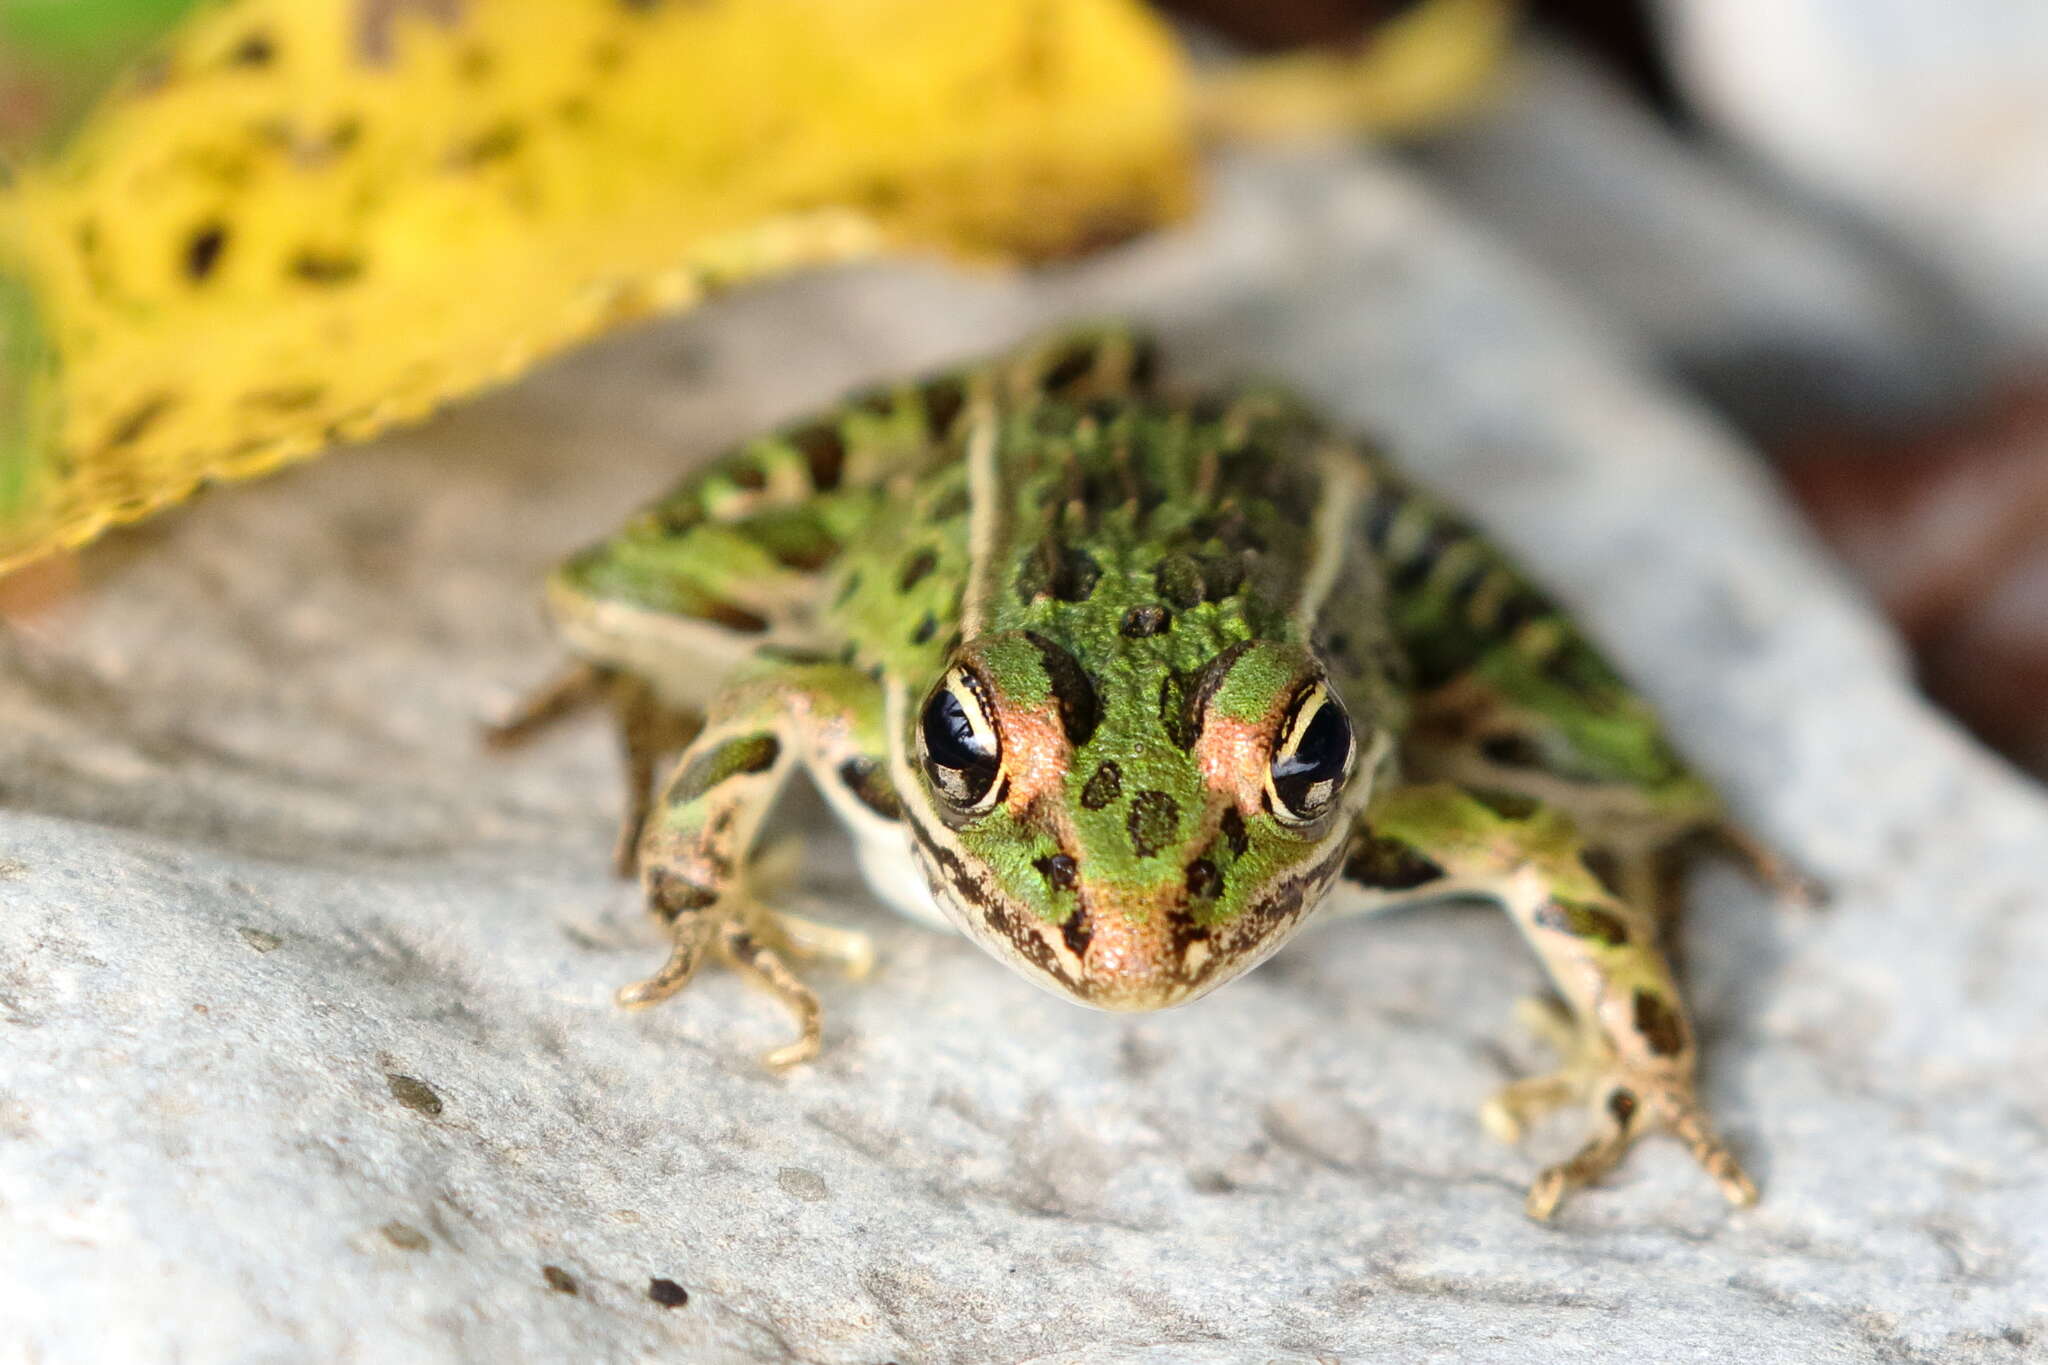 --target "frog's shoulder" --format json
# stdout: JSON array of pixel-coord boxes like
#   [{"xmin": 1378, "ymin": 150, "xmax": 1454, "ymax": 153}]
[{"xmin": 544, "ymin": 325, "xmax": 1166, "ymax": 679}]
